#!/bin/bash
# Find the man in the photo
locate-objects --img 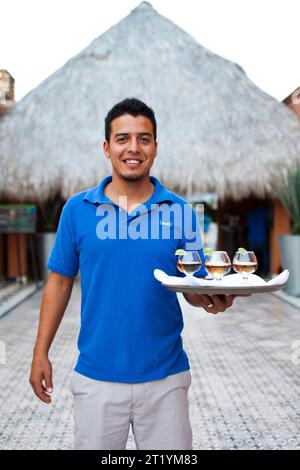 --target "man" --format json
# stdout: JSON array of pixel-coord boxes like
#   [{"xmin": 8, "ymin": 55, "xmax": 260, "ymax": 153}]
[{"xmin": 30, "ymin": 98, "xmax": 236, "ymax": 450}]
